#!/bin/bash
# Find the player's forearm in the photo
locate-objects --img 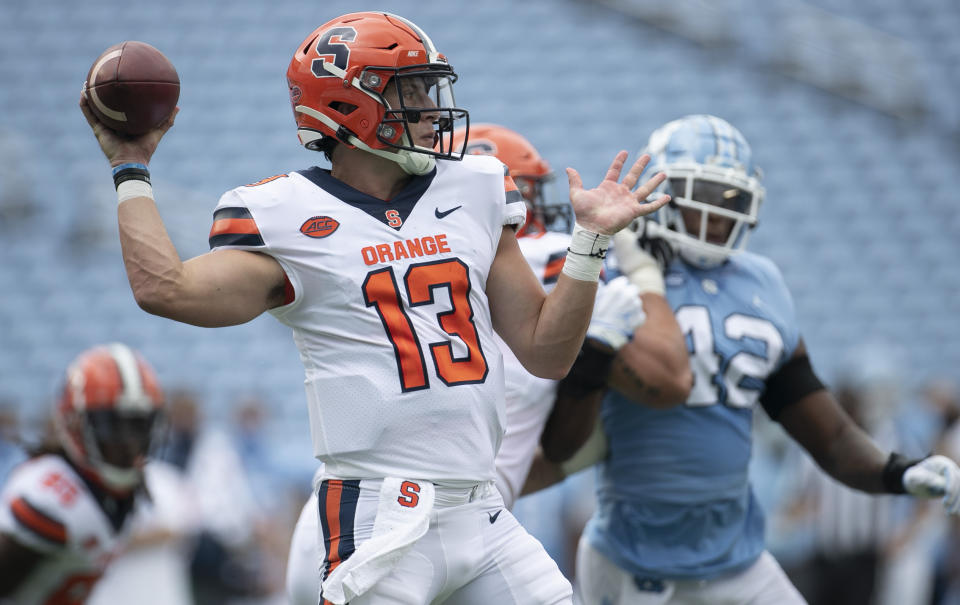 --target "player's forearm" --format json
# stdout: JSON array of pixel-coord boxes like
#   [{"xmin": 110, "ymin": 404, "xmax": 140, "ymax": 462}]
[
  {"xmin": 488, "ymin": 229, "xmax": 598, "ymax": 378},
  {"xmin": 118, "ymin": 197, "xmax": 188, "ymax": 317},
  {"xmin": 522, "ymin": 274, "xmax": 597, "ymax": 379},
  {"xmin": 812, "ymin": 420, "xmax": 889, "ymax": 493},
  {"xmin": 607, "ymin": 294, "xmax": 691, "ymax": 407},
  {"xmin": 540, "ymin": 385, "xmax": 604, "ymax": 463},
  {"xmin": 520, "ymin": 448, "xmax": 567, "ymax": 497},
  {"xmin": 780, "ymin": 391, "xmax": 890, "ymax": 493}
]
